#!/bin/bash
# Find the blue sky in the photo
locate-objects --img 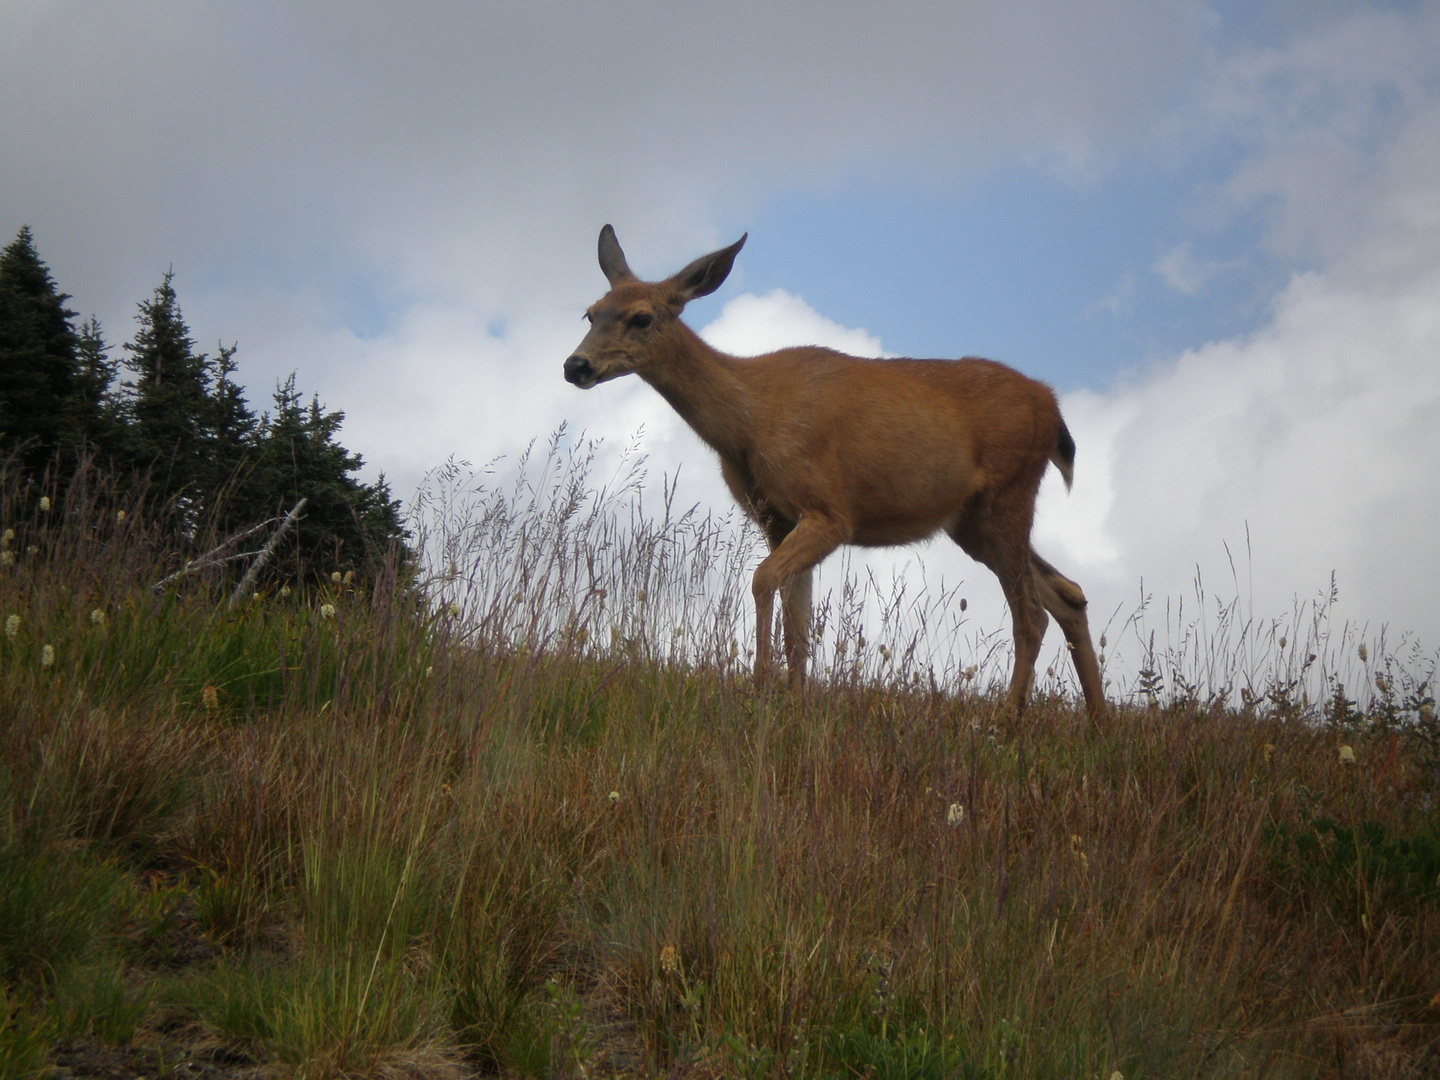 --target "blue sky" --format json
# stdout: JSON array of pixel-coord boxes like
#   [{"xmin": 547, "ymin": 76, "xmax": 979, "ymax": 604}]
[
  {"xmin": 720, "ymin": 163, "xmax": 1288, "ymax": 392},
  {"xmin": 4, "ymin": 1, "xmax": 1439, "ymax": 692}
]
